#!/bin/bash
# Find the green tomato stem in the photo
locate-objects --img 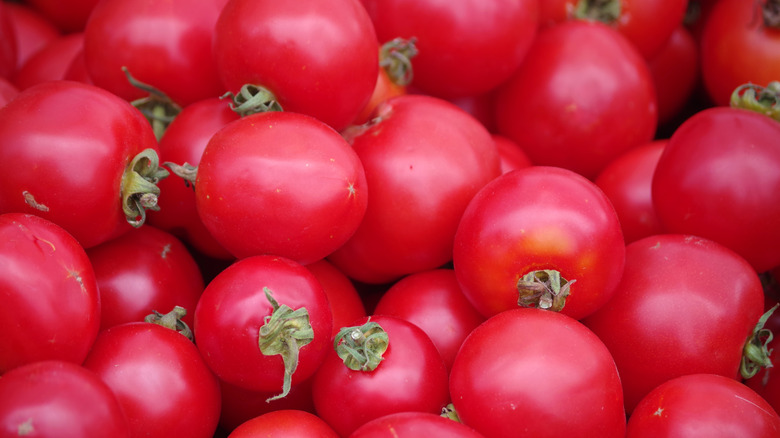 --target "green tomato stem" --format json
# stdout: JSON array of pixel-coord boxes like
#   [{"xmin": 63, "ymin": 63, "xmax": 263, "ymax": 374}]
[
  {"xmin": 121, "ymin": 148, "xmax": 169, "ymax": 228},
  {"xmin": 333, "ymin": 318, "xmax": 389, "ymax": 372},
  {"xmin": 516, "ymin": 269, "xmax": 575, "ymax": 312},
  {"xmin": 222, "ymin": 84, "xmax": 283, "ymax": 117},
  {"xmin": 144, "ymin": 306, "xmax": 193, "ymax": 341},
  {"xmin": 574, "ymin": 0, "xmax": 621, "ymax": 24},
  {"xmin": 730, "ymin": 81, "xmax": 780, "ymax": 123},
  {"xmin": 741, "ymin": 303, "xmax": 779, "ymax": 379},
  {"xmin": 123, "ymin": 67, "xmax": 181, "ymax": 140},
  {"xmin": 379, "ymin": 37, "xmax": 418, "ymax": 87}
]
